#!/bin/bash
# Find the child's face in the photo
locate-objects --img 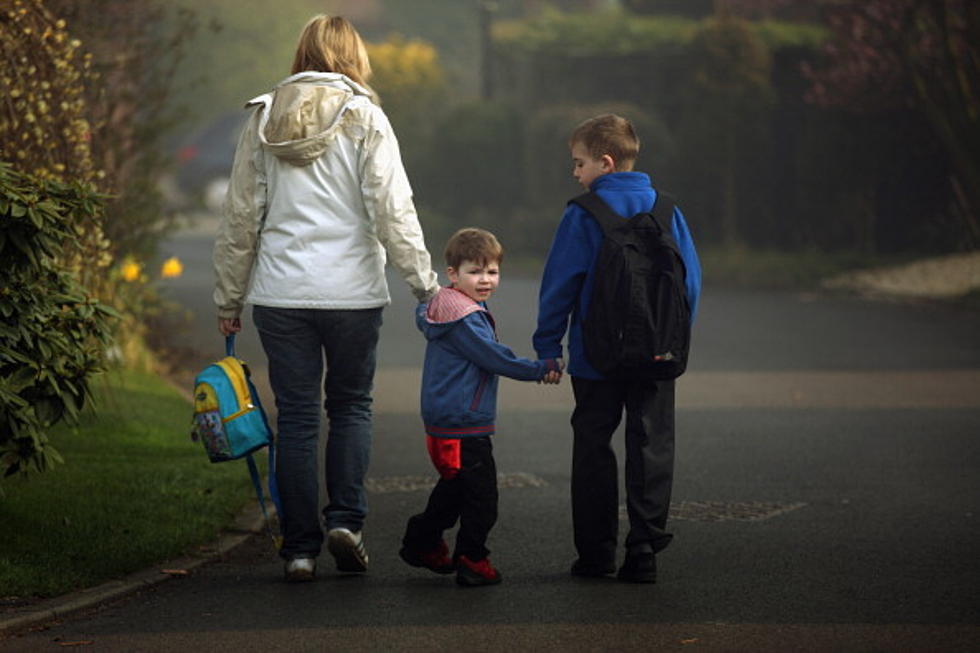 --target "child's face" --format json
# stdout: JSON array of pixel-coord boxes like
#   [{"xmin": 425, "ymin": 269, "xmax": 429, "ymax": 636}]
[
  {"xmin": 447, "ymin": 259, "xmax": 500, "ymax": 303},
  {"xmin": 571, "ymin": 141, "xmax": 613, "ymax": 190}
]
